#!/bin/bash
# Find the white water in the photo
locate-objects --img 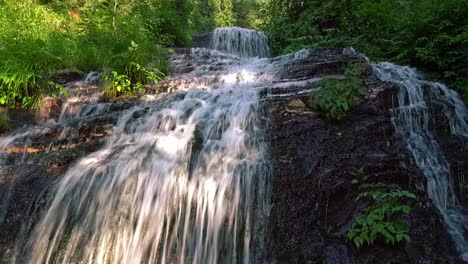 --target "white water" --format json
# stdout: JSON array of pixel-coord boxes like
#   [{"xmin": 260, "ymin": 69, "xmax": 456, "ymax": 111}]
[
  {"xmin": 212, "ymin": 27, "xmax": 271, "ymax": 58},
  {"xmin": 14, "ymin": 28, "xmax": 279, "ymax": 264},
  {"xmin": 373, "ymin": 62, "xmax": 468, "ymax": 261}
]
